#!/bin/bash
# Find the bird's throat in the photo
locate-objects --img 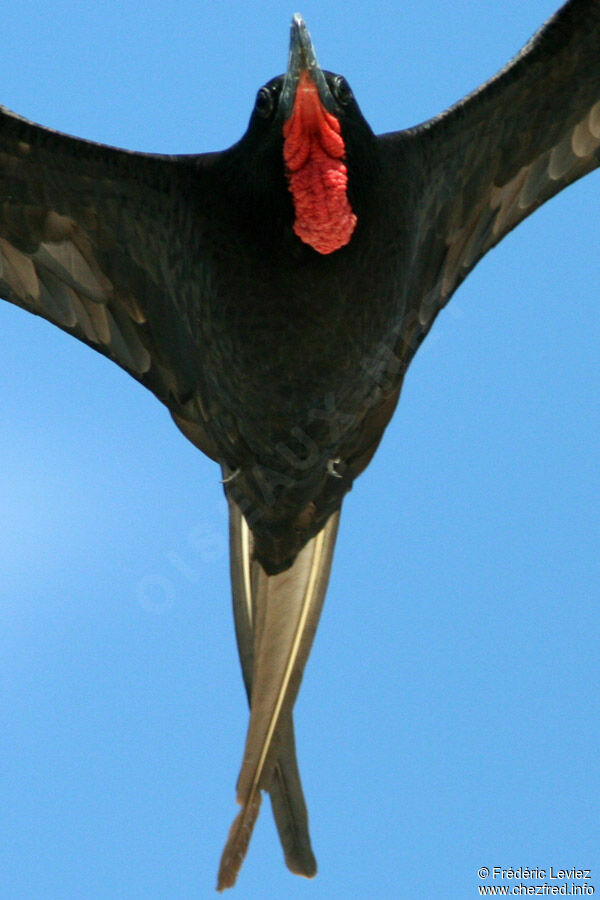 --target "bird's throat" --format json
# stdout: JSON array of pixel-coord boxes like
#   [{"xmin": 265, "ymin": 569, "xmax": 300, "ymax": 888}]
[{"xmin": 283, "ymin": 71, "xmax": 356, "ymax": 254}]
